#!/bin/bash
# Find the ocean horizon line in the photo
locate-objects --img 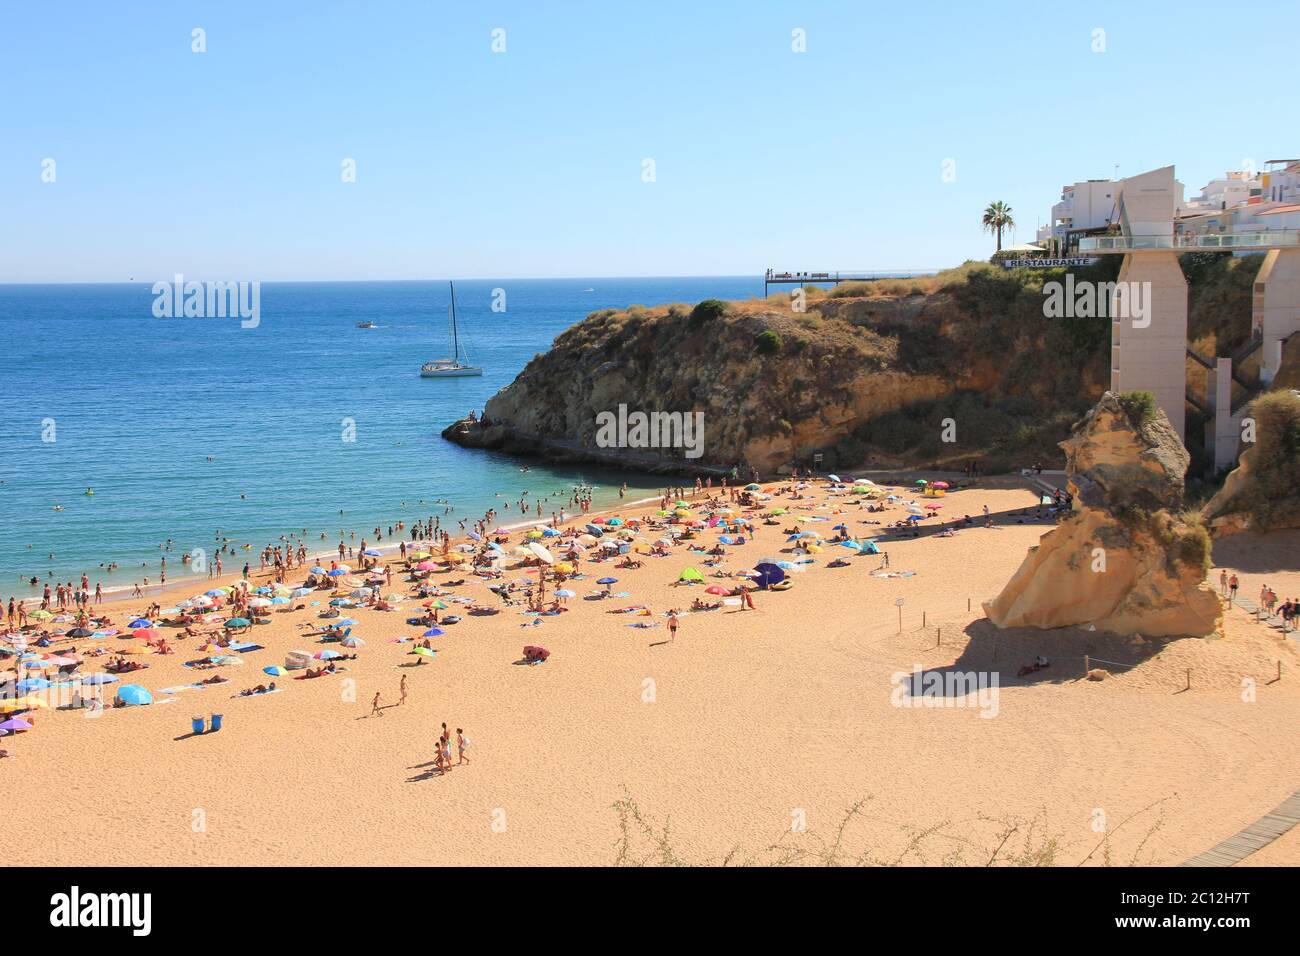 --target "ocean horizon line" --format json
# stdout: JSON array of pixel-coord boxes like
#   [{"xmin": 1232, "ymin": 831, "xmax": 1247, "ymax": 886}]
[{"xmin": 0, "ymin": 270, "xmax": 948, "ymax": 288}]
